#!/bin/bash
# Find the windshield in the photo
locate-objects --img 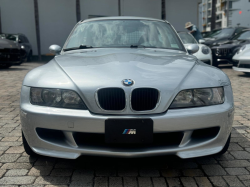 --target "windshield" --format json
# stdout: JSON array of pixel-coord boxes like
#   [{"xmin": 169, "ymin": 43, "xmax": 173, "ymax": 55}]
[
  {"xmin": 209, "ymin": 28, "xmax": 234, "ymax": 38},
  {"xmin": 204, "ymin": 29, "xmax": 221, "ymax": 38},
  {"xmin": 65, "ymin": 20, "xmax": 185, "ymax": 51},
  {"xmin": 231, "ymin": 30, "xmax": 250, "ymax": 40},
  {"xmin": 178, "ymin": 32, "xmax": 197, "ymax": 44},
  {"xmin": 0, "ymin": 34, "xmax": 18, "ymax": 41}
]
